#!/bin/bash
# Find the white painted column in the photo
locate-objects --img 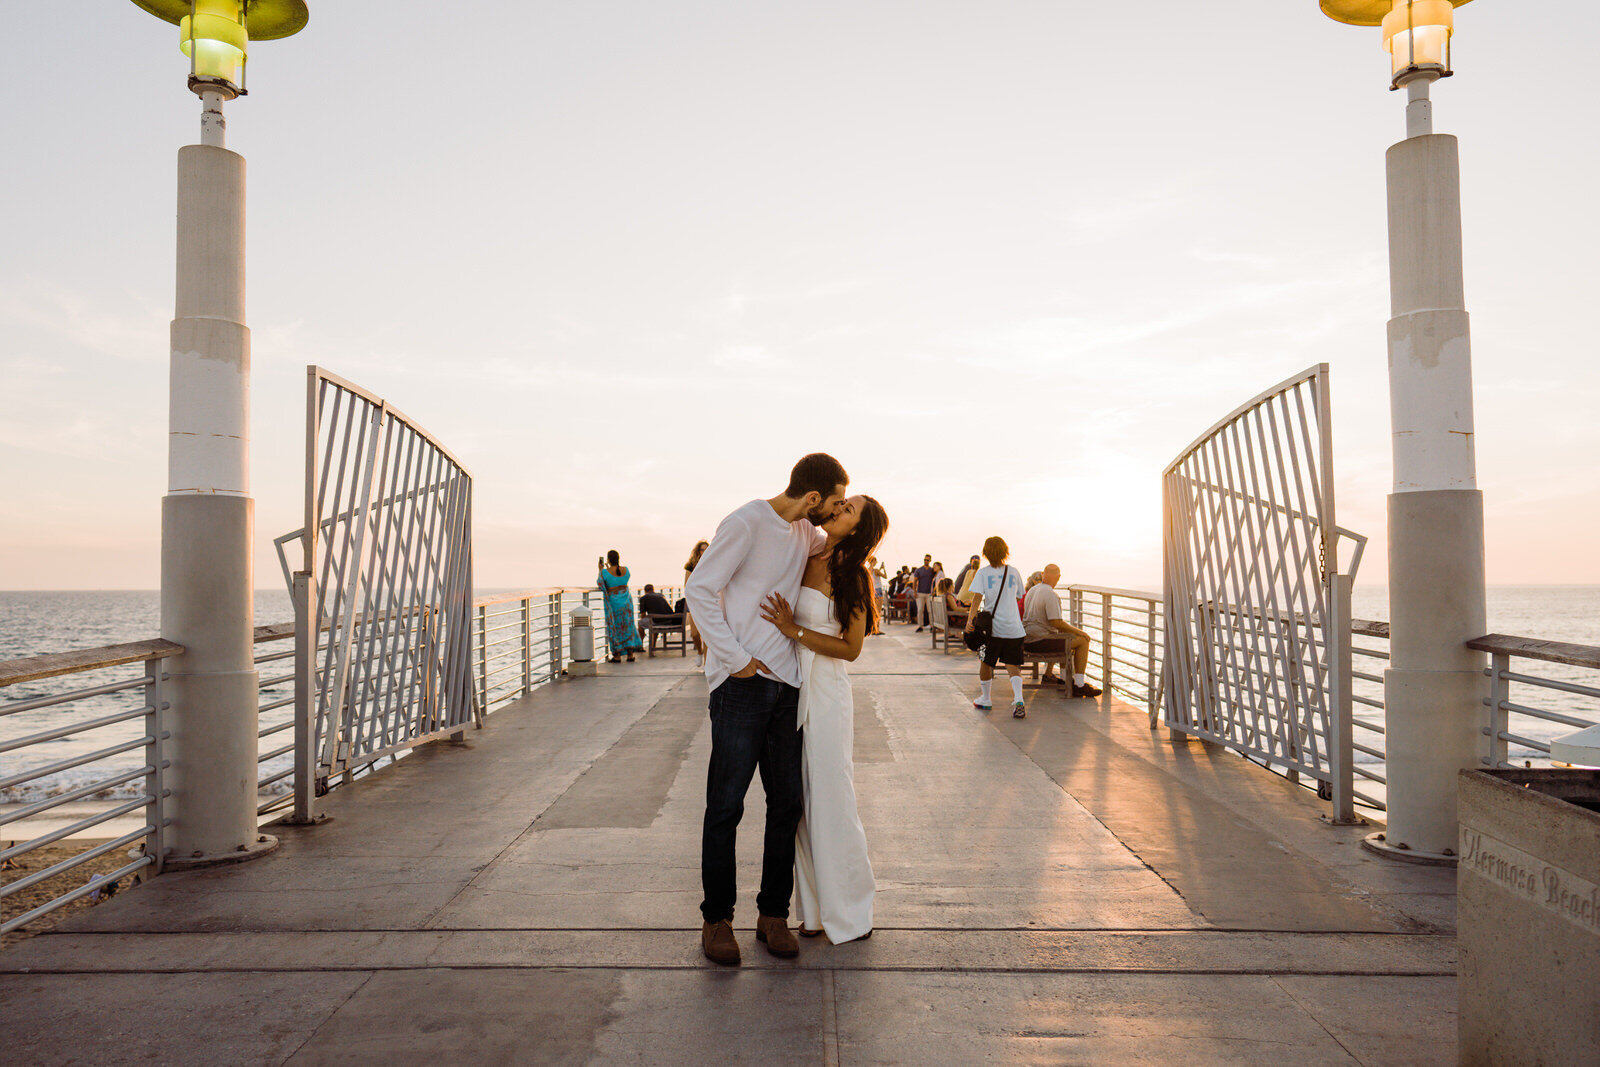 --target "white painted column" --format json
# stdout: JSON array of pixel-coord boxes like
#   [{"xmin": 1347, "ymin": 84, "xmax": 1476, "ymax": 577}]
[
  {"xmin": 159, "ymin": 98, "xmax": 276, "ymax": 866},
  {"xmin": 1374, "ymin": 78, "xmax": 1488, "ymax": 862}
]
